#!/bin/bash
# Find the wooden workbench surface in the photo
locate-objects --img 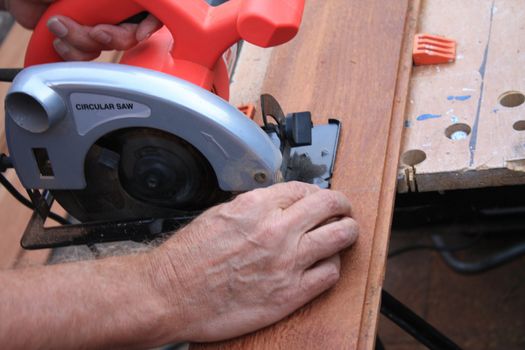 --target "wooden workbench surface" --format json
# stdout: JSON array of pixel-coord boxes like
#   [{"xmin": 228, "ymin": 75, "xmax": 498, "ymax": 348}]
[{"xmin": 398, "ymin": 0, "xmax": 525, "ymax": 193}]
